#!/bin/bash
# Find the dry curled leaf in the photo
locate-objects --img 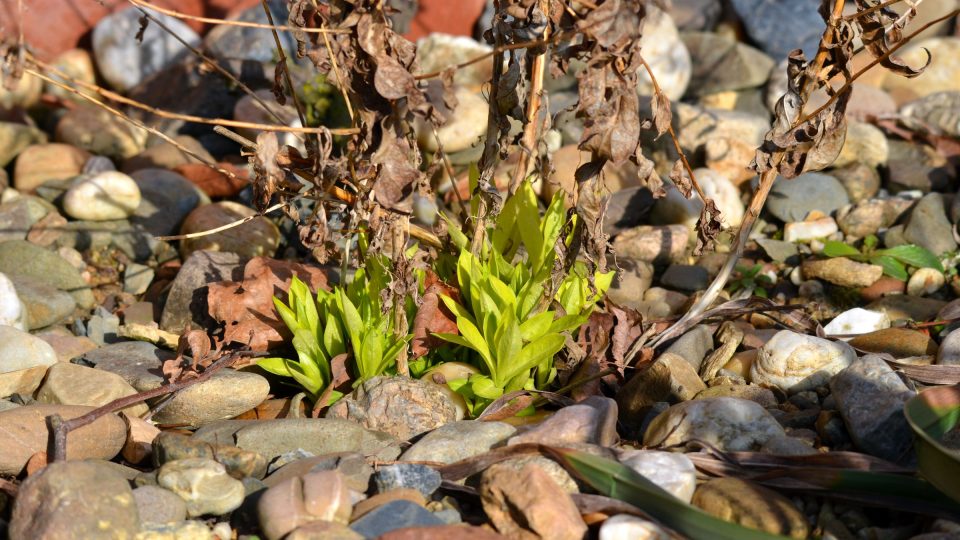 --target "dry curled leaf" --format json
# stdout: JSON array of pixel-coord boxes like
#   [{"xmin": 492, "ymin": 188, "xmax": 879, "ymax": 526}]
[
  {"xmin": 411, "ymin": 280, "xmax": 460, "ymax": 359},
  {"xmin": 853, "ymin": 0, "xmax": 930, "ymax": 79}
]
